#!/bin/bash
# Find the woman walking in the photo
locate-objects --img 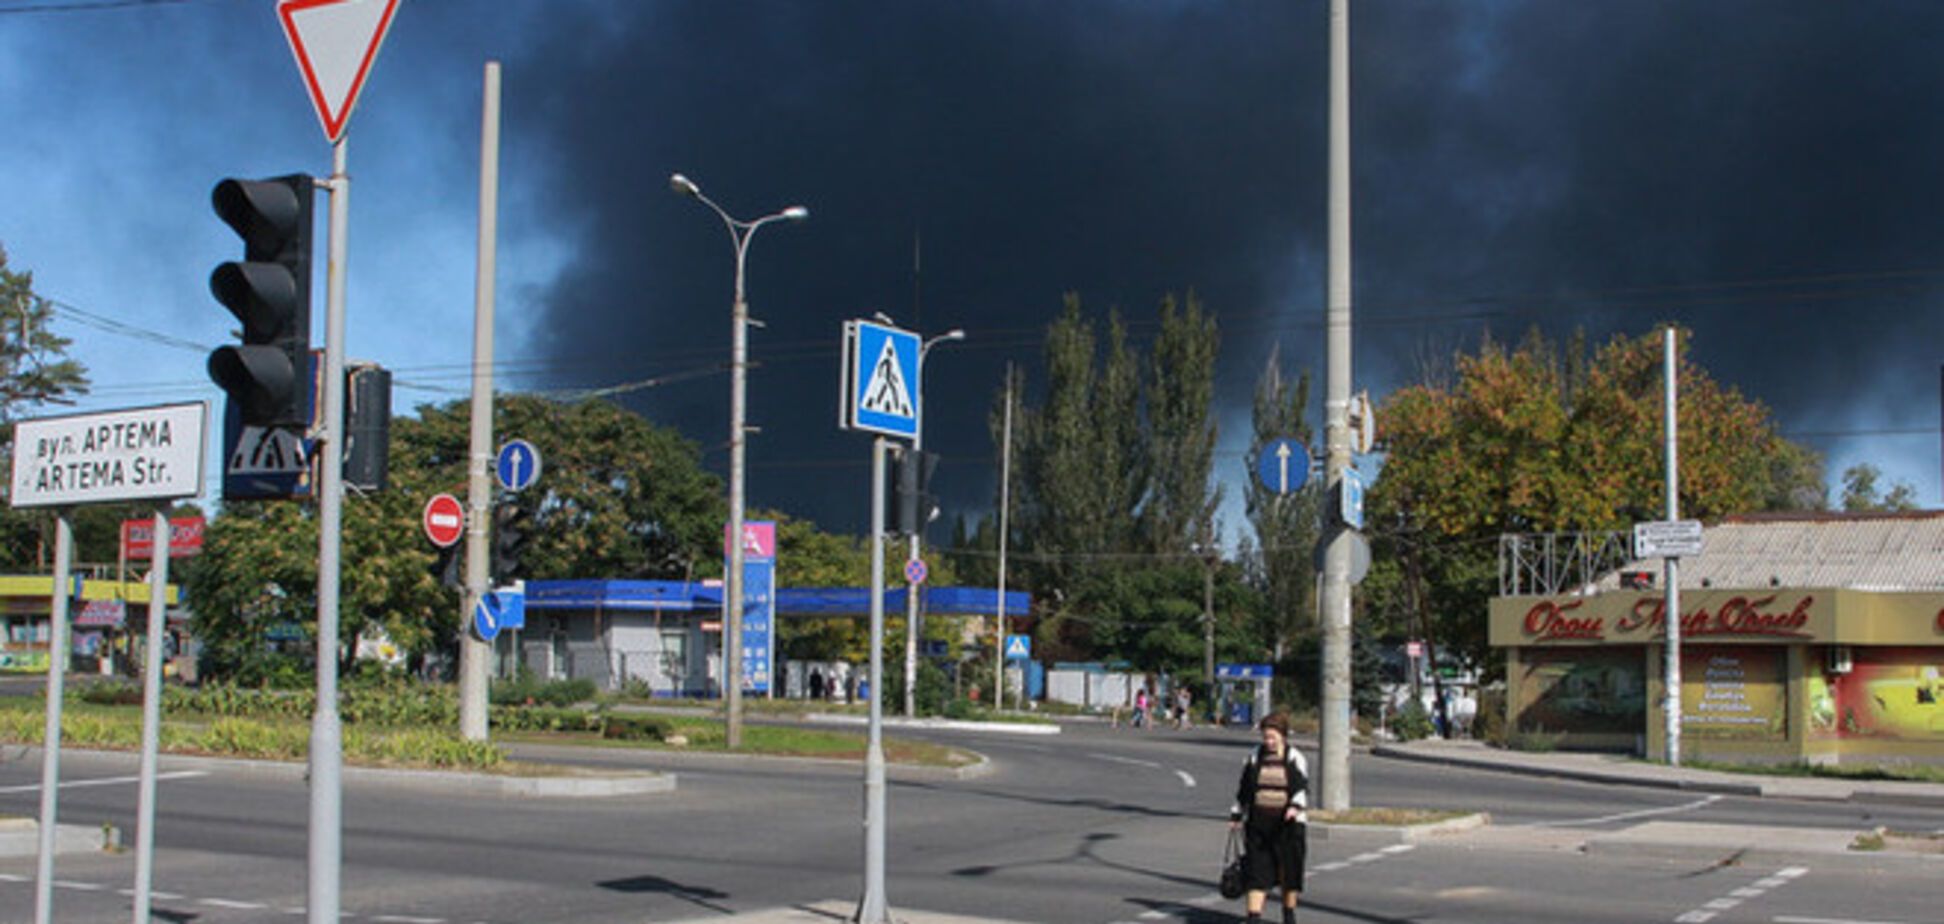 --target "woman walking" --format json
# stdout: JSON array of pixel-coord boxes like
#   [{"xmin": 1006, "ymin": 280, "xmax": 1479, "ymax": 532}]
[{"xmin": 1229, "ymin": 712, "xmax": 1308, "ymax": 923}]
